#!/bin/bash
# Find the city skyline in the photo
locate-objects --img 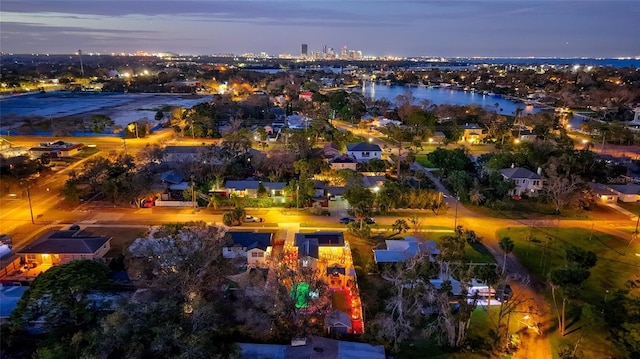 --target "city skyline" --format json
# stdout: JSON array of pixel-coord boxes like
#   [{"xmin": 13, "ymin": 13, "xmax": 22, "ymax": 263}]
[{"xmin": 1, "ymin": 0, "xmax": 639, "ymax": 57}]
